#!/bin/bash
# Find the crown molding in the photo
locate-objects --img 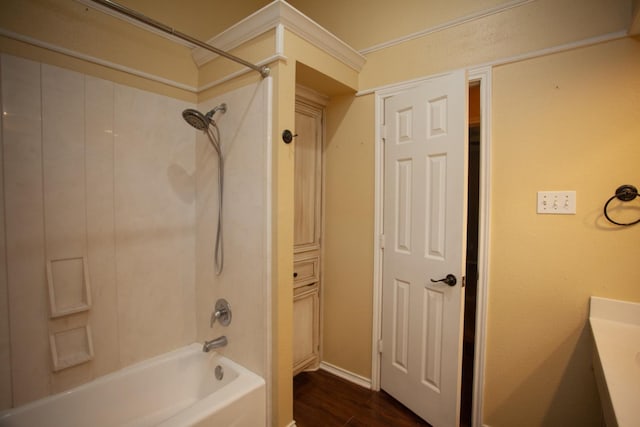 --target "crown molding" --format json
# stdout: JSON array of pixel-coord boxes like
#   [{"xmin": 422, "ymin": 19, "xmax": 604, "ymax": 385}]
[
  {"xmin": 191, "ymin": 0, "xmax": 365, "ymax": 72},
  {"xmin": 359, "ymin": 0, "xmax": 535, "ymax": 55}
]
